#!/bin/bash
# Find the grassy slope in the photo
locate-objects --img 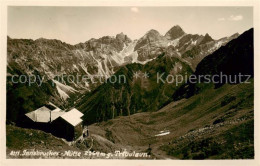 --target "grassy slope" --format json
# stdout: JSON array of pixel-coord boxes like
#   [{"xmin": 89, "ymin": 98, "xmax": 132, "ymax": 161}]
[
  {"xmin": 87, "ymin": 81, "xmax": 254, "ymax": 159},
  {"xmin": 6, "ymin": 125, "xmax": 148, "ymax": 159},
  {"xmin": 6, "ymin": 125, "xmax": 81, "ymax": 158}
]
